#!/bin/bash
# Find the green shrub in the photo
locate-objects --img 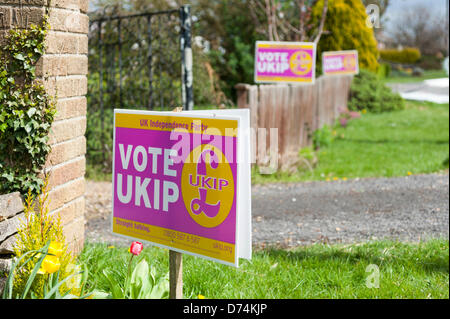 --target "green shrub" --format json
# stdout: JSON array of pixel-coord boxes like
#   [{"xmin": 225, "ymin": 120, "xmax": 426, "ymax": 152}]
[
  {"xmin": 377, "ymin": 63, "xmax": 391, "ymax": 79},
  {"xmin": 313, "ymin": 125, "xmax": 334, "ymax": 150},
  {"xmin": 379, "ymin": 48, "xmax": 421, "ymax": 64},
  {"xmin": 348, "ymin": 69, "xmax": 405, "ymax": 113},
  {"xmin": 11, "ymin": 178, "xmax": 81, "ymax": 298},
  {"xmin": 0, "ymin": 16, "xmax": 55, "ymax": 196}
]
